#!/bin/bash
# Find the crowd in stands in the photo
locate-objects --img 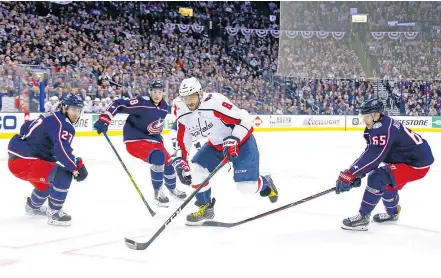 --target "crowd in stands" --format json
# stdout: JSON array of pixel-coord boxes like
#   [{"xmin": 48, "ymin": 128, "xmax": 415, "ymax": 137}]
[{"xmin": 0, "ymin": 1, "xmax": 440, "ymax": 116}]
